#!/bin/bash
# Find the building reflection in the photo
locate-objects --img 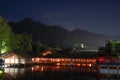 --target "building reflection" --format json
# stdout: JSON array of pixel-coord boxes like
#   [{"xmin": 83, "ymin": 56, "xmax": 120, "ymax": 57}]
[
  {"xmin": 31, "ymin": 65, "xmax": 97, "ymax": 73},
  {"xmin": 4, "ymin": 68, "xmax": 25, "ymax": 77},
  {"xmin": 1, "ymin": 67, "xmax": 31, "ymax": 79},
  {"xmin": 0, "ymin": 65, "xmax": 119, "ymax": 80},
  {"xmin": 2, "ymin": 65, "xmax": 97, "ymax": 79}
]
